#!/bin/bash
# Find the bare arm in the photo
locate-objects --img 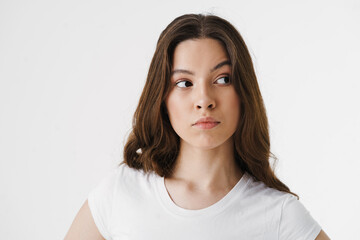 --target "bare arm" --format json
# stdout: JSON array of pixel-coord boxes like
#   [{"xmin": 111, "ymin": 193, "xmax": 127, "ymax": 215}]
[
  {"xmin": 64, "ymin": 200, "xmax": 105, "ymax": 240},
  {"xmin": 315, "ymin": 230, "xmax": 330, "ymax": 240}
]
